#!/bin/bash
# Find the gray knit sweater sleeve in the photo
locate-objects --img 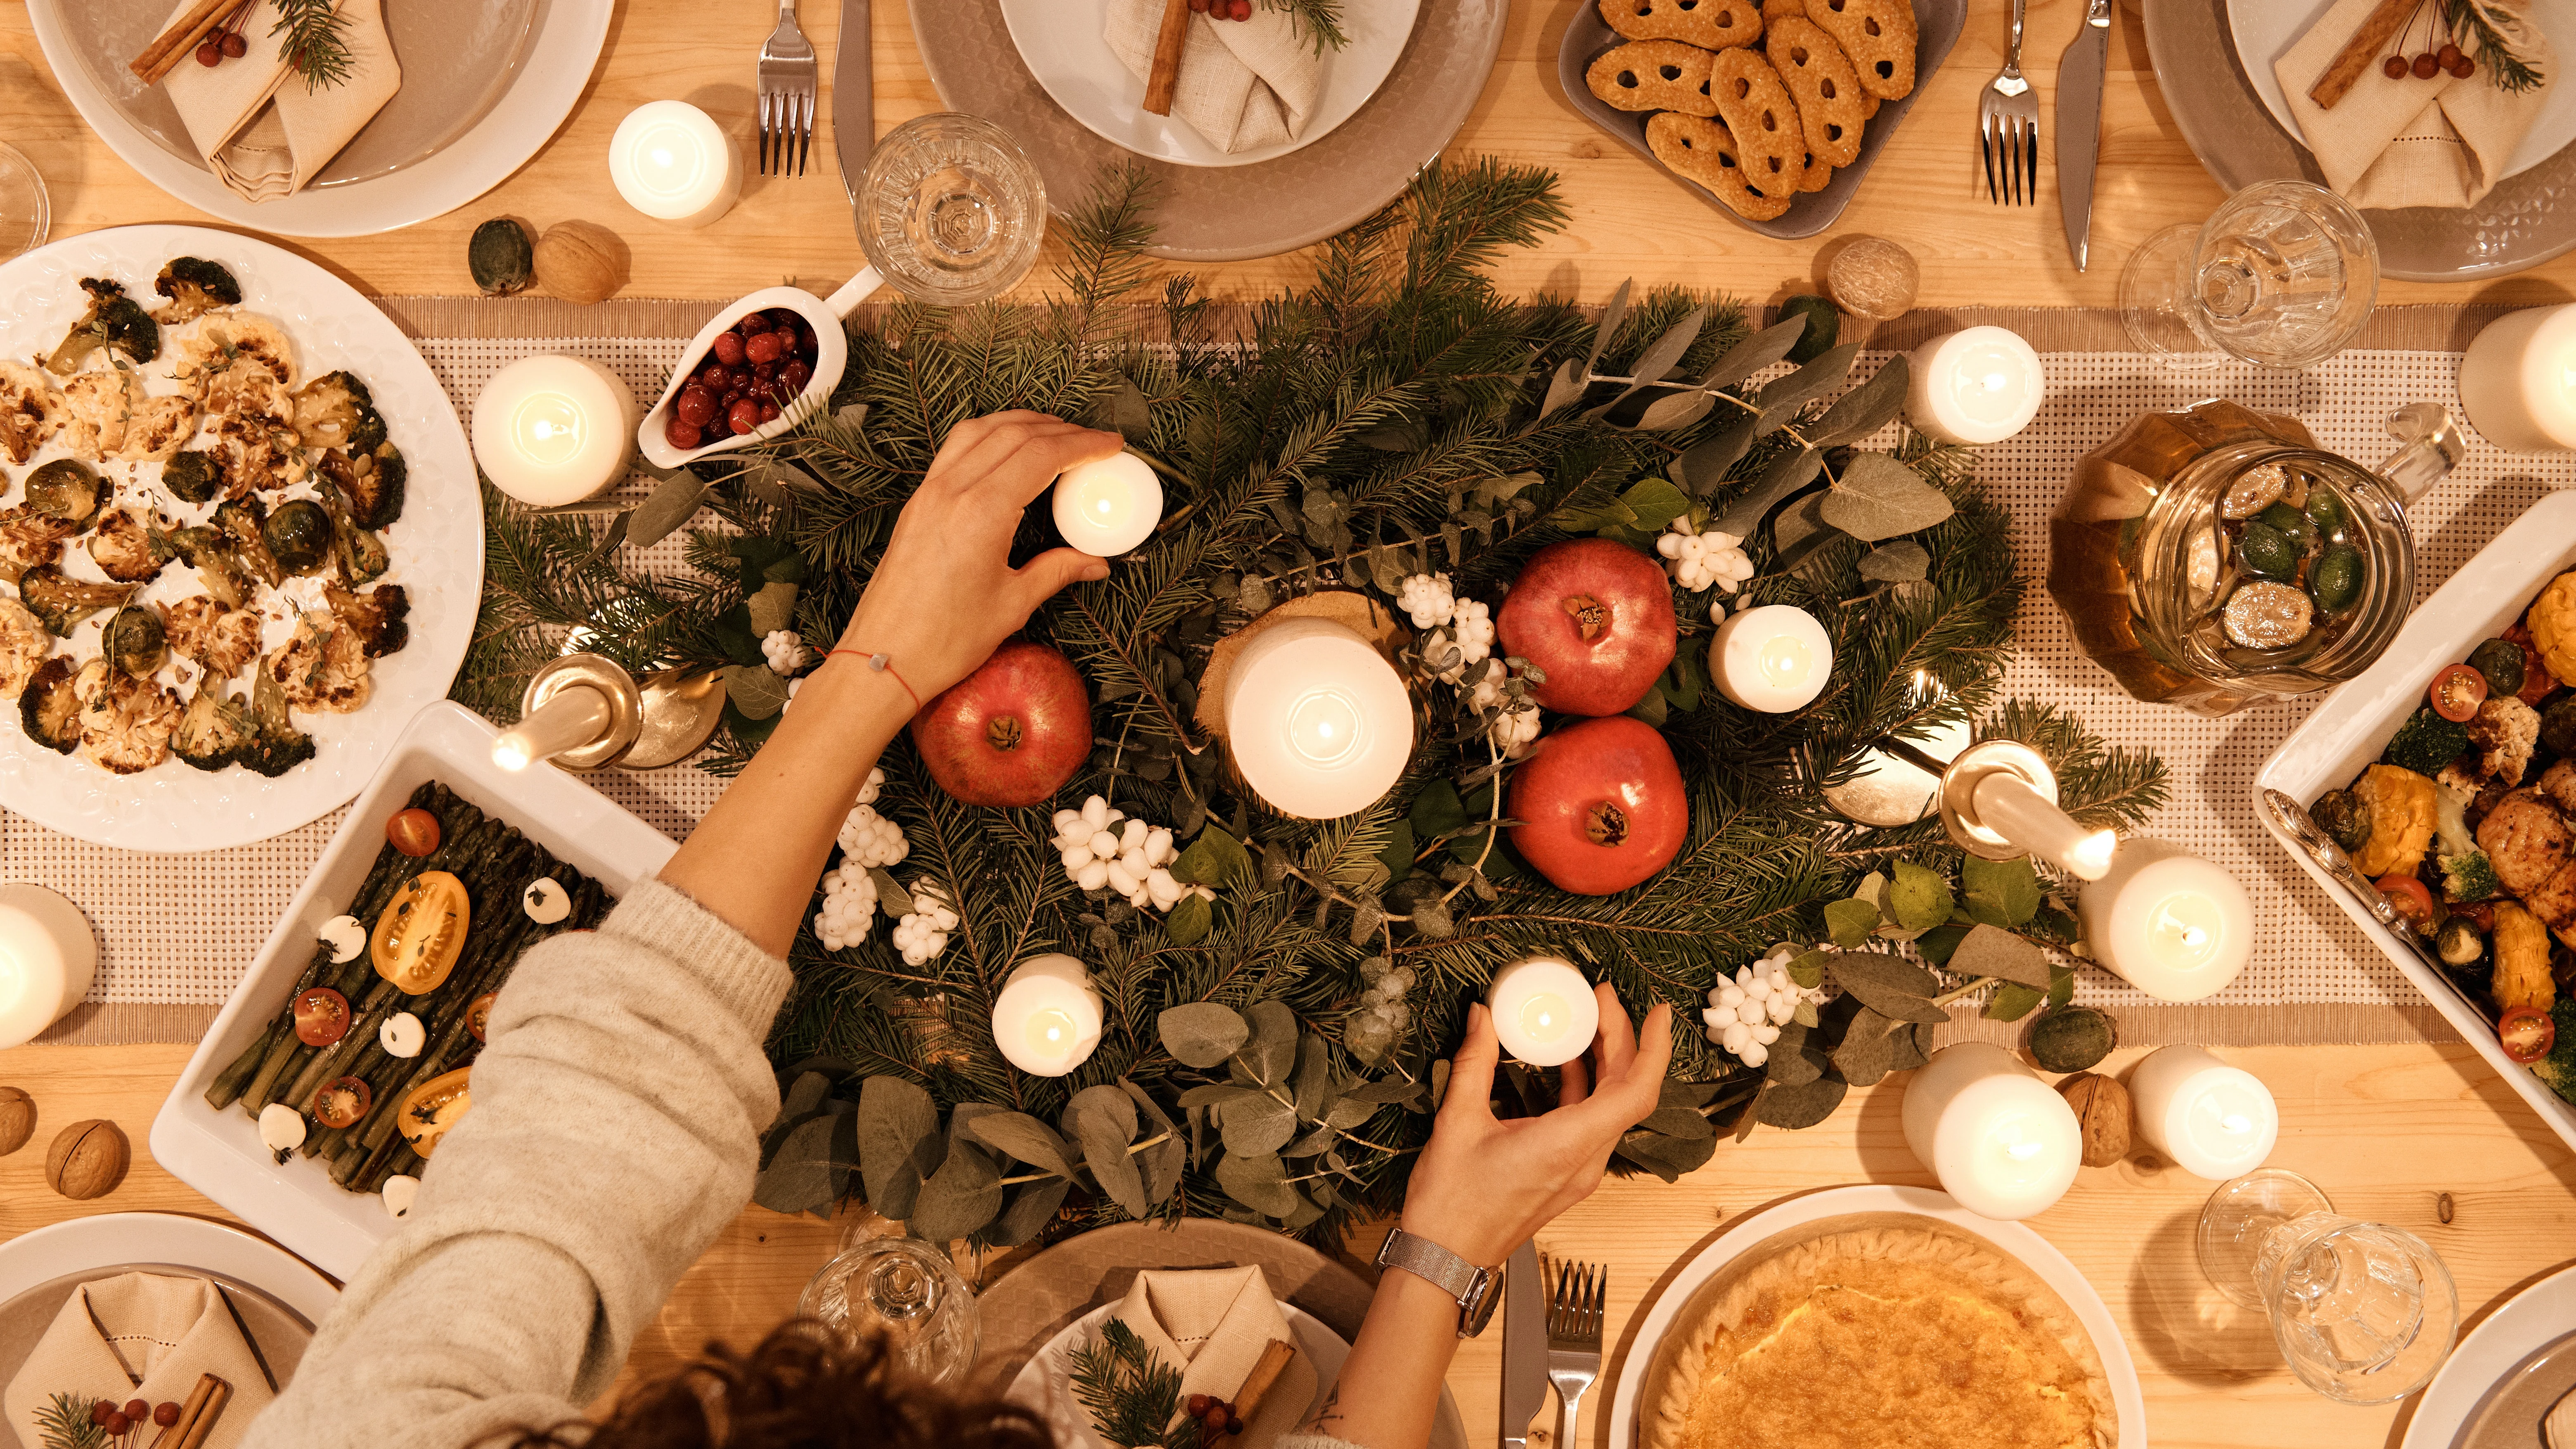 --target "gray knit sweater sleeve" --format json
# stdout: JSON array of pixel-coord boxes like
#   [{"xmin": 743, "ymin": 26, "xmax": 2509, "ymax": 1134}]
[{"xmin": 248, "ymin": 879, "xmax": 794, "ymax": 1449}]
